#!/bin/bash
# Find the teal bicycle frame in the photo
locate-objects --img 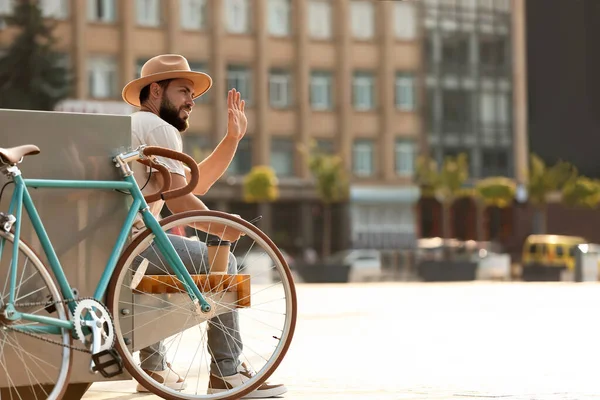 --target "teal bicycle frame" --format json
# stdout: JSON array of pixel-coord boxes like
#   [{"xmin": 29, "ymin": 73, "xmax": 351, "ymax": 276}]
[{"xmin": 1, "ymin": 166, "xmax": 211, "ymax": 336}]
